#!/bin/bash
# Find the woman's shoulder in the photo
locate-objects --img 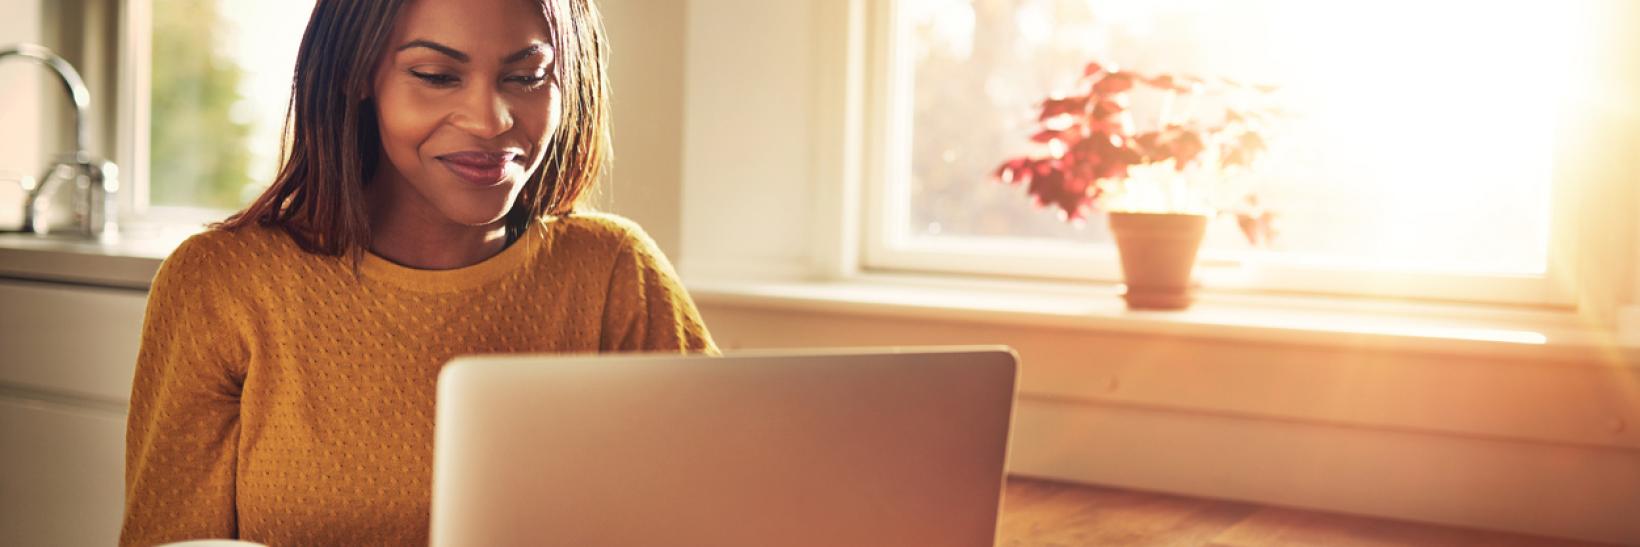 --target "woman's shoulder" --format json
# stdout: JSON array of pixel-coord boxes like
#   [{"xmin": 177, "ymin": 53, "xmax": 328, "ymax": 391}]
[
  {"xmin": 543, "ymin": 211, "xmax": 663, "ymax": 255},
  {"xmin": 167, "ymin": 223, "xmax": 295, "ymax": 264},
  {"xmin": 548, "ymin": 211, "xmax": 647, "ymax": 239},
  {"xmin": 156, "ymin": 223, "xmax": 299, "ymax": 287},
  {"xmin": 535, "ymin": 211, "xmax": 683, "ymax": 283}
]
